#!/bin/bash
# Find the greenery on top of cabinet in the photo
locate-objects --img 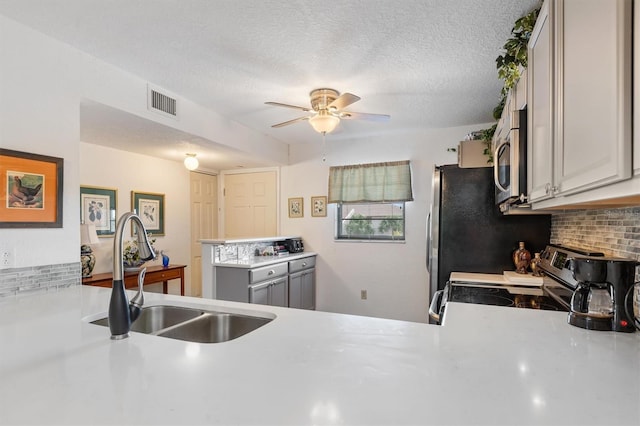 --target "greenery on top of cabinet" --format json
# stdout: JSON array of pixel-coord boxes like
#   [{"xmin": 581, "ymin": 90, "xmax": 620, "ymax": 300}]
[
  {"xmin": 462, "ymin": 4, "xmax": 541, "ymax": 161},
  {"xmin": 496, "ymin": 7, "xmax": 541, "ymax": 97}
]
